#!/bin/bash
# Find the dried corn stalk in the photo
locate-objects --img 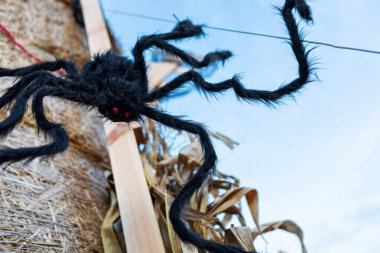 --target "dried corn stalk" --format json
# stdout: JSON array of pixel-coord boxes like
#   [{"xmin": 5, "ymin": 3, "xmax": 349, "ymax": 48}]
[{"xmin": 102, "ymin": 118, "xmax": 307, "ymax": 253}]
